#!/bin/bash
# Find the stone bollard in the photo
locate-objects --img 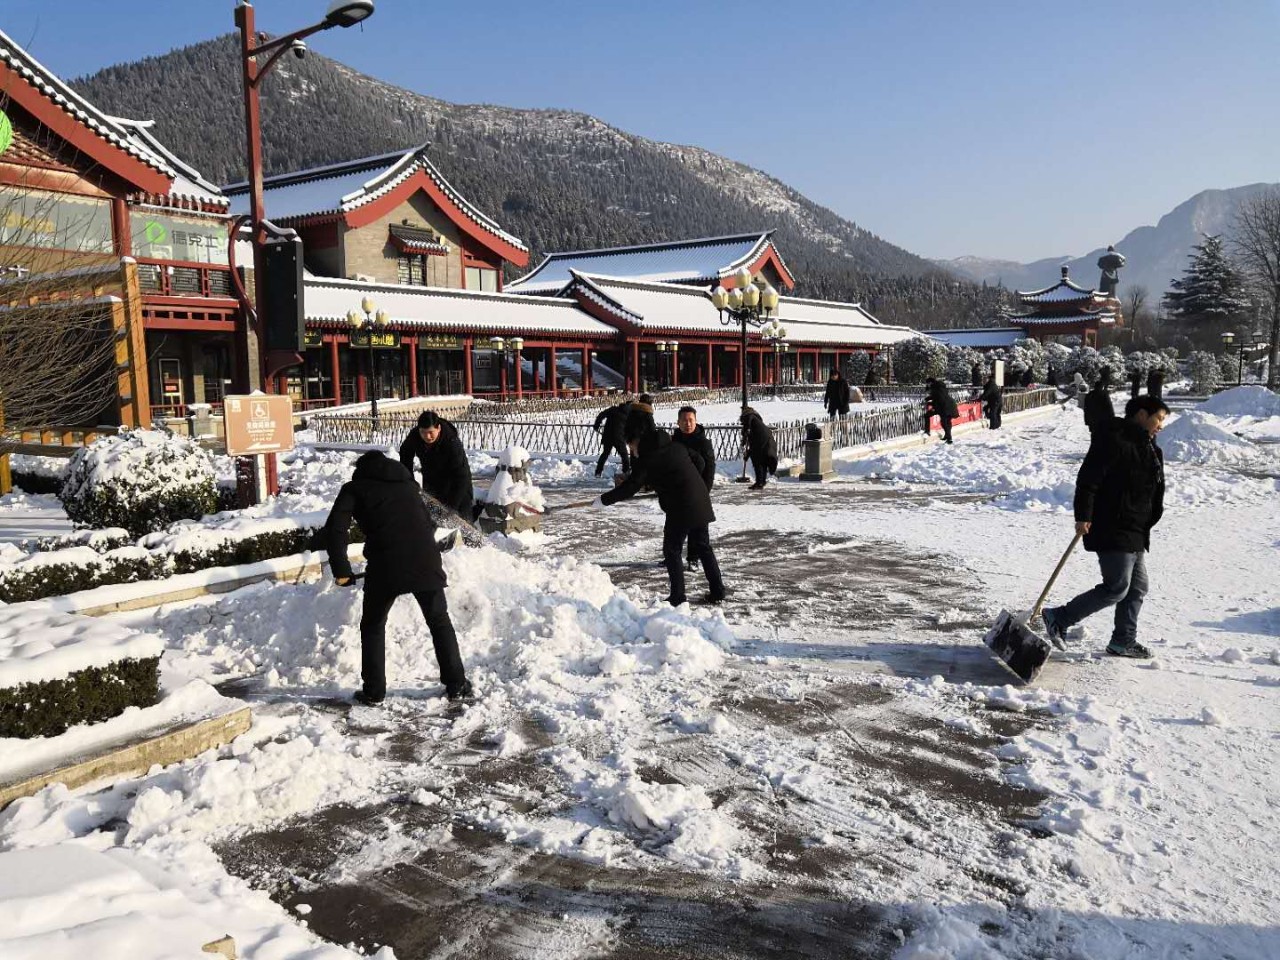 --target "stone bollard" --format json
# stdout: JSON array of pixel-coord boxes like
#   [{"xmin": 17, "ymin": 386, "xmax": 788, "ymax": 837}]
[
  {"xmin": 799, "ymin": 422, "xmax": 835, "ymax": 481},
  {"xmin": 477, "ymin": 452, "xmax": 543, "ymax": 534},
  {"xmin": 187, "ymin": 403, "xmax": 213, "ymax": 439}
]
